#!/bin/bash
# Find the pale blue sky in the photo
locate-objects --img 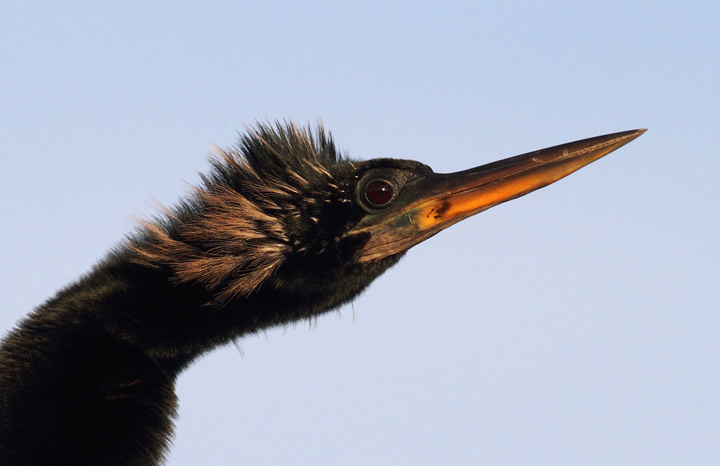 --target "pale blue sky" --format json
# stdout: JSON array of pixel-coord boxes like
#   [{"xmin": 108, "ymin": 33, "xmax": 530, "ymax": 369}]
[{"xmin": 1, "ymin": 1, "xmax": 718, "ymax": 464}]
